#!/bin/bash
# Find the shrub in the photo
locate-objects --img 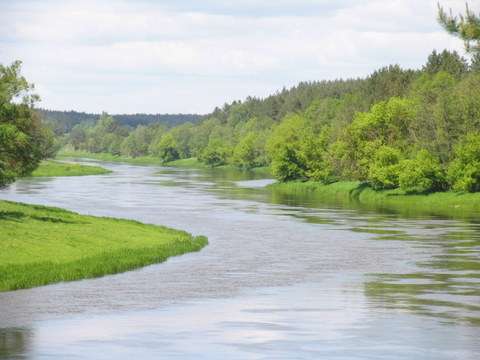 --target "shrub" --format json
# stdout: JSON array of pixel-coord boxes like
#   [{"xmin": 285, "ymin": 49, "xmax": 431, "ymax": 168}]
[
  {"xmin": 200, "ymin": 140, "xmax": 231, "ymax": 167},
  {"xmin": 398, "ymin": 150, "xmax": 446, "ymax": 193},
  {"xmin": 270, "ymin": 146, "xmax": 306, "ymax": 182},
  {"xmin": 368, "ymin": 146, "xmax": 402, "ymax": 190},
  {"xmin": 447, "ymin": 133, "xmax": 480, "ymax": 192}
]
